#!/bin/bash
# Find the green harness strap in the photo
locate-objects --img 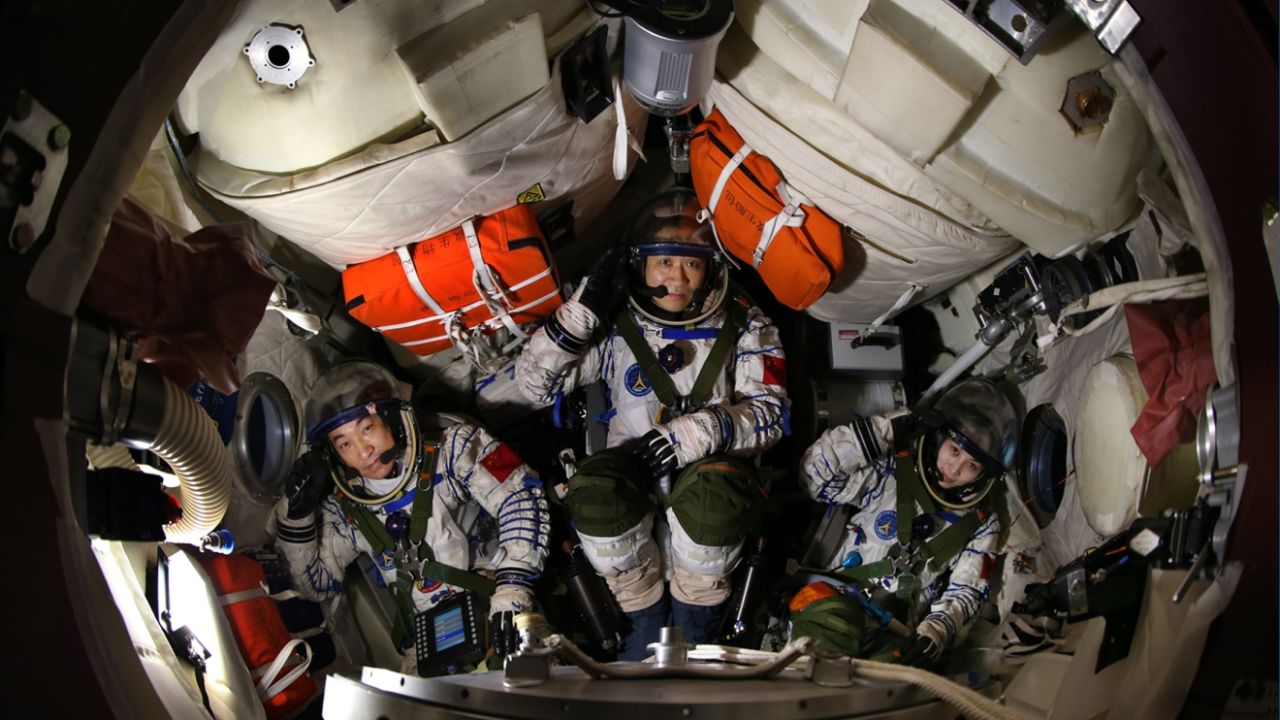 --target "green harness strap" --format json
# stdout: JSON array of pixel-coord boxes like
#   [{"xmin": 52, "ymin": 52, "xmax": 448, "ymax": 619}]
[
  {"xmin": 832, "ymin": 455, "xmax": 982, "ymax": 584},
  {"xmin": 614, "ymin": 299, "xmax": 746, "ymax": 422},
  {"xmin": 337, "ymin": 442, "xmax": 496, "ymax": 646}
]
